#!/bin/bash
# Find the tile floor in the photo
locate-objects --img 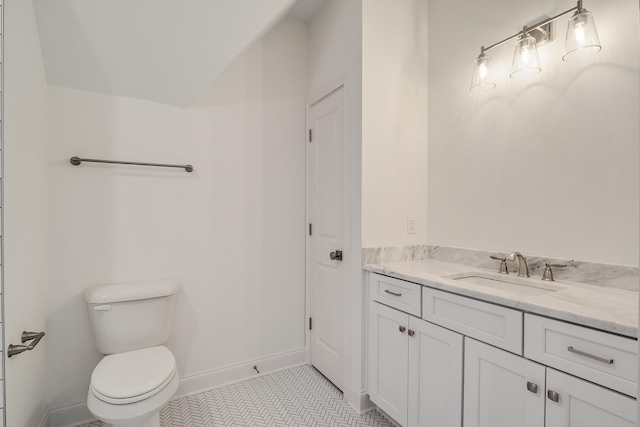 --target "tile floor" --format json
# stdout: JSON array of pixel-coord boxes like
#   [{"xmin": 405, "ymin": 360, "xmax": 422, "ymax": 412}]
[{"xmin": 79, "ymin": 364, "xmax": 395, "ymax": 427}]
